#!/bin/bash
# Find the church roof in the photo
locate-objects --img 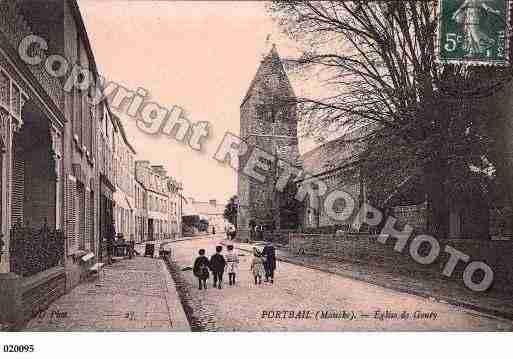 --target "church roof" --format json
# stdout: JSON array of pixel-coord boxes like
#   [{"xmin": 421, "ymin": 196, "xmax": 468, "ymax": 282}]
[
  {"xmin": 241, "ymin": 44, "xmax": 296, "ymax": 107},
  {"xmin": 300, "ymin": 125, "xmax": 372, "ymax": 178}
]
